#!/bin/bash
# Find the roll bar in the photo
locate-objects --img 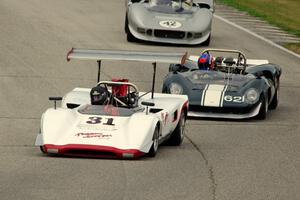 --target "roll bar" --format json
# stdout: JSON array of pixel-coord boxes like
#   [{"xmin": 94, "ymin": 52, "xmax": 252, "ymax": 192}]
[
  {"xmin": 67, "ymin": 48, "xmax": 188, "ymax": 99},
  {"xmin": 201, "ymin": 48, "xmax": 247, "ymax": 72}
]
